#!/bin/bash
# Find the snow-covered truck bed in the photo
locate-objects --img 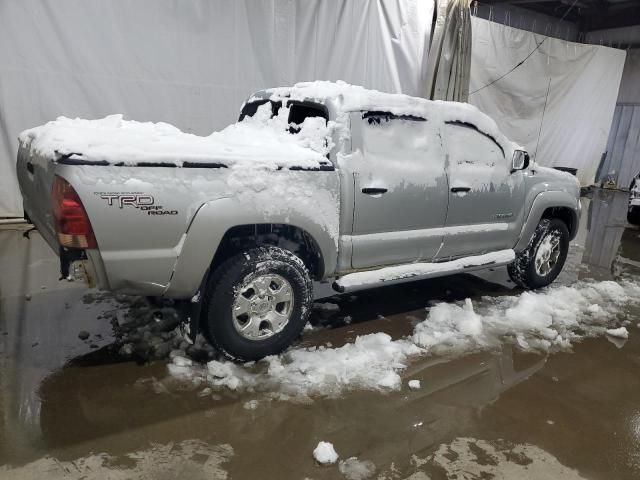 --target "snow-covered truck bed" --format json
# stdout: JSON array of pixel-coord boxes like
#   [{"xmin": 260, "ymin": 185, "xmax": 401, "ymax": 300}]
[{"xmin": 16, "ymin": 81, "xmax": 581, "ymax": 360}]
